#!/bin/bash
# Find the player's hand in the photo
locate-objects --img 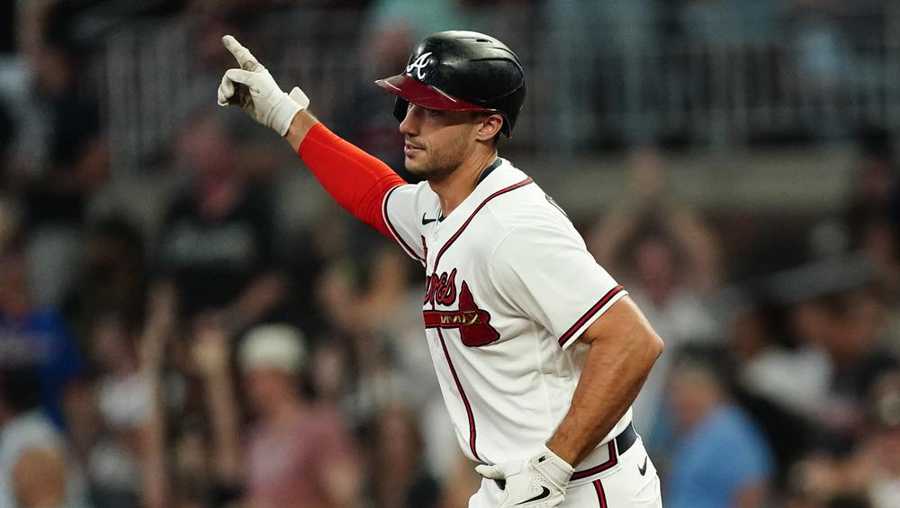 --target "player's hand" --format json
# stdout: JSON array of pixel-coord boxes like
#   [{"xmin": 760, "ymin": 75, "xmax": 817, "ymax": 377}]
[
  {"xmin": 217, "ymin": 35, "xmax": 310, "ymax": 136},
  {"xmin": 475, "ymin": 447, "xmax": 573, "ymax": 507}
]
